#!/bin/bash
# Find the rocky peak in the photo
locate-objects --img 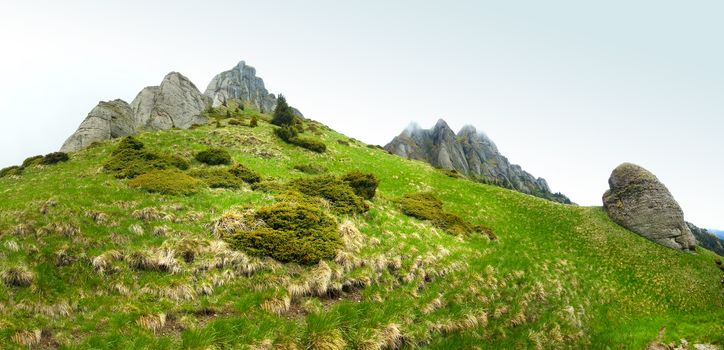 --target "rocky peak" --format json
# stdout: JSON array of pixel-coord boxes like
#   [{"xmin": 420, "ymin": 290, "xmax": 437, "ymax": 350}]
[
  {"xmin": 384, "ymin": 119, "xmax": 571, "ymax": 203},
  {"xmin": 602, "ymin": 163, "xmax": 697, "ymax": 251},
  {"xmin": 203, "ymin": 60, "xmax": 278, "ymax": 113}
]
